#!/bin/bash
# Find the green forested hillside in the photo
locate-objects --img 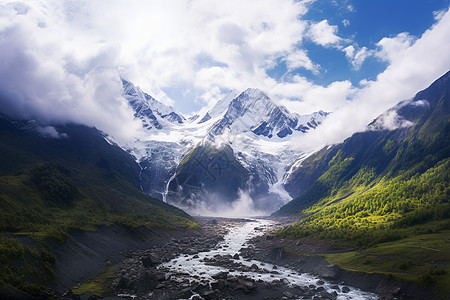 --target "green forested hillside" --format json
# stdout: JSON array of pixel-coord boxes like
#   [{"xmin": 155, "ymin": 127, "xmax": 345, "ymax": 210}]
[
  {"xmin": 275, "ymin": 72, "xmax": 450, "ymax": 291},
  {"xmin": 0, "ymin": 117, "xmax": 196, "ymax": 296},
  {"xmin": 276, "ymin": 71, "xmax": 449, "ymax": 226}
]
